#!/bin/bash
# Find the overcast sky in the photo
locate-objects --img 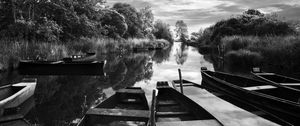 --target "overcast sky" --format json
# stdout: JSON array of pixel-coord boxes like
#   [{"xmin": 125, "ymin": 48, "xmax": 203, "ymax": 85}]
[{"xmin": 107, "ymin": 0, "xmax": 300, "ymax": 33}]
